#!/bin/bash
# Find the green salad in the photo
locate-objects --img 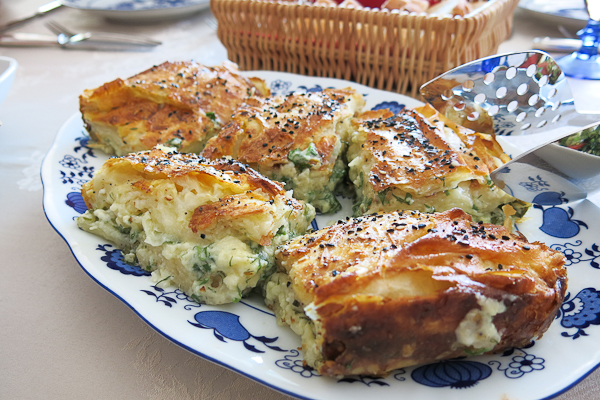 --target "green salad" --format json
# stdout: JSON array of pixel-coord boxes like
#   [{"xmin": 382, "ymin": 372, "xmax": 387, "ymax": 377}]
[{"xmin": 559, "ymin": 125, "xmax": 600, "ymax": 156}]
